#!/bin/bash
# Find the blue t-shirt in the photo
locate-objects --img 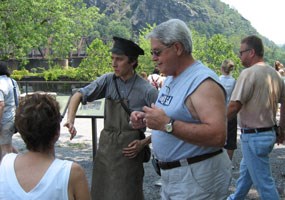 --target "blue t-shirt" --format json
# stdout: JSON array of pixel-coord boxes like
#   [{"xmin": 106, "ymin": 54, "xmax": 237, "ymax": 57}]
[
  {"xmin": 219, "ymin": 75, "xmax": 236, "ymax": 105},
  {"xmin": 152, "ymin": 61, "xmax": 224, "ymax": 162}
]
